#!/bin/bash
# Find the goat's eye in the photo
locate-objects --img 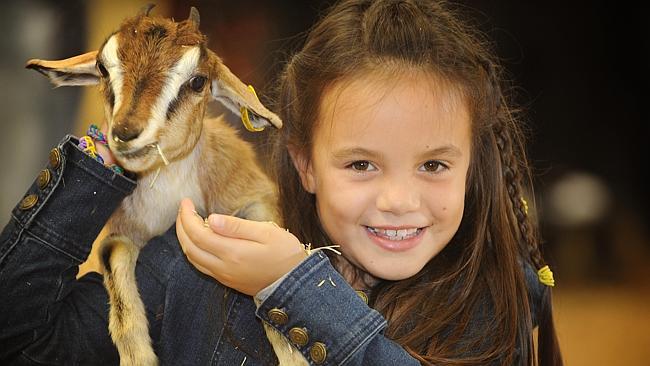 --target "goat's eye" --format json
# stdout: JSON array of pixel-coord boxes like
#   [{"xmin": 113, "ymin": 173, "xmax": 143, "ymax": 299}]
[
  {"xmin": 96, "ymin": 61, "xmax": 109, "ymax": 78},
  {"xmin": 189, "ymin": 75, "xmax": 207, "ymax": 92}
]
